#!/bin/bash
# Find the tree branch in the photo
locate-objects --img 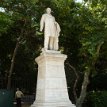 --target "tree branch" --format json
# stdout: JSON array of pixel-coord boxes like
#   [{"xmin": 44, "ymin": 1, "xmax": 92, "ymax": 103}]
[
  {"xmin": 7, "ymin": 19, "xmax": 27, "ymax": 89},
  {"xmin": 66, "ymin": 62, "xmax": 79, "ymax": 102}
]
